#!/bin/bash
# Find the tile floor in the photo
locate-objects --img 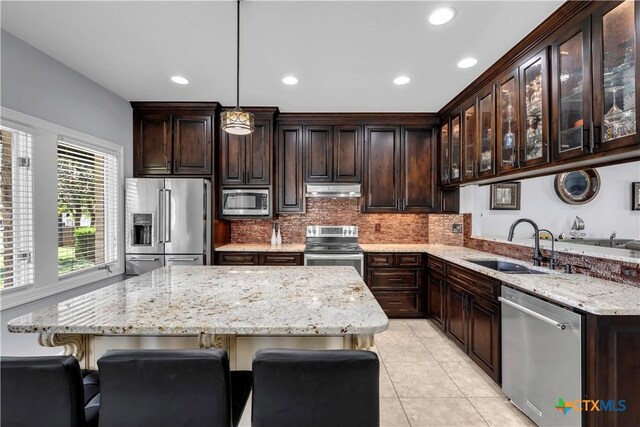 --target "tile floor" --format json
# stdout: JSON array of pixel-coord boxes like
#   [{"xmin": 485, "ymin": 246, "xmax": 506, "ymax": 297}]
[{"xmin": 375, "ymin": 319, "xmax": 536, "ymax": 427}]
